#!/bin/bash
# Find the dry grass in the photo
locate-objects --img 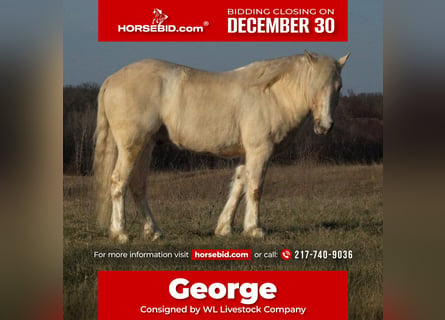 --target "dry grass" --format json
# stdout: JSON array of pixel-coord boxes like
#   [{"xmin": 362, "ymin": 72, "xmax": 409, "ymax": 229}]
[{"xmin": 64, "ymin": 163, "xmax": 382, "ymax": 319}]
